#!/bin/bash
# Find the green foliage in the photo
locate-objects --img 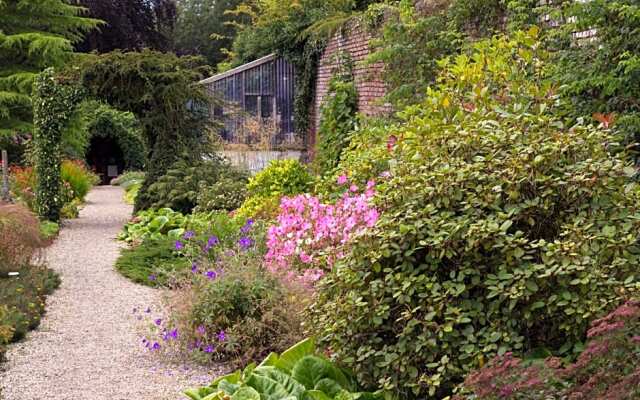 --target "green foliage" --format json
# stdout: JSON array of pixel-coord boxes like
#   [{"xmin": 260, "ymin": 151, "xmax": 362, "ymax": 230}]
[
  {"xmin": 119, "ymin": 208, "xmax": 190, "ymax": 244},
  {"xmin": 32, "ymin": 69, "xmax": 84, "ymax": 222},
  {"xmin": 185, "ymin": 338, "xmax": 384, "ymax": 400},
  {"xmin": 39, "ymin": 220, "xmax": 60, "ymax": 241},
  {"xmin": 173, "ymin": 0, "xmax": 245, "ymax": 66},
  {"xmin": 540, "ymin": 0, "xmax": 640, "ymax": 164},
  {"xmin": 195, "ymin": 176, "xmax": 248, "ymax": 213},
  {"xmin": 147, "ymin": 157, "xmax": 244, "ymax": 214},
  {"xmin": 112, "ymin": 171, "xmax": 146, "ymax": 187},
  {"xmin": 186, "ymin": 260, "xmax": 306, "ymax": 366},
  {"xmin": 237, "ymin": 159, "xmax": 312, "ymax": 220},
  {"xmin": 316, "ymin": 58, "xmax": 358, "ymax": 175},
  {"xmin": 60, "ymin": 160, "xmax": 98, "ymax": 202},
  {"xmin": 115, "ymin": 238, "xmax": 190, "ymax": 287},
  {"xmin": 310, "ymin": 31, "xmax": 640, "ymax": 398},
  {"xmin": 119, "ymin": 207, "xmax": 242, "ymax": 245},
  {"xmin": 0, "ymin": 265, "xmax": 60, "ymax": 345},
  {"xmin": 76, "ymin": 101, "xmax": 145, "ymax": 170},
  {"xmin": 76, "ymin": 50, "xmax": 213, "ymax": 211},
  {"xmin": 247, "ymin": 159, "xmax": 312, "ymax": 198},
  {"xmin": 0, "ymin": 0, "xmax": 99, "ymax": 136}
]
